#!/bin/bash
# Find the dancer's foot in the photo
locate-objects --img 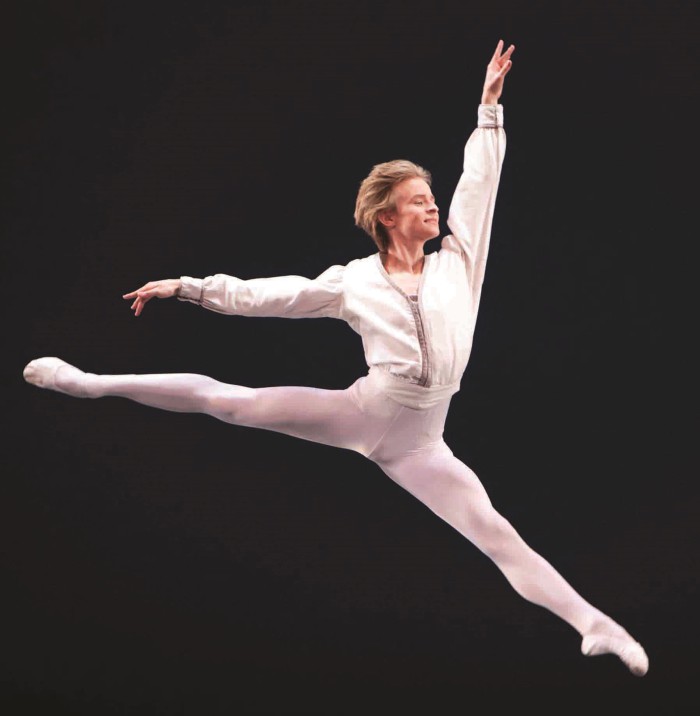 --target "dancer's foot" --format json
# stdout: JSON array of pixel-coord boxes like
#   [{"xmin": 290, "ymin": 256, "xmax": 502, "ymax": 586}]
[
  {"xmin": 23, "ymin": 357, "xmax": 90, "ymax": 397},
  {"xmin": 581, "ymin": 633, "xmax": 649, "ymax": 676}
]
